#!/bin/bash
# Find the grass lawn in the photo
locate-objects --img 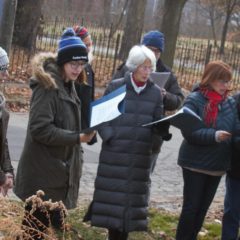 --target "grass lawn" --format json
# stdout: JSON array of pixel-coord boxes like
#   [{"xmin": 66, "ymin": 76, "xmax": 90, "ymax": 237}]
[{"xmin": 0, "ymin": 198, "xmax": 222, "ymax": 240}]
